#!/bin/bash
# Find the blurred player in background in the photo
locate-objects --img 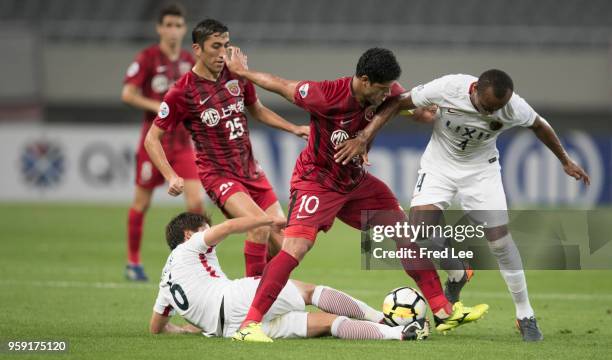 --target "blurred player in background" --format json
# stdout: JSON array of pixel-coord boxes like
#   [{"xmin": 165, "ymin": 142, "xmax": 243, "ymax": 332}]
[
  {"xmin": 149, "ymin": 212, "xmax": 429, "ymax": 341},
  {"xmin": 225, "ymin": 47, "xmax": 488, "ymax": 342},
  {"xmin": 121, "ymin": 3, "xmax": 203, "ymax": 281},
  {"xmin": 335, "ymin": 69, "xmax": 591, "ymax": 341},
  {"xmin": 145, "ymin": 19, "xmax": 309, "ymax": 279}
]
